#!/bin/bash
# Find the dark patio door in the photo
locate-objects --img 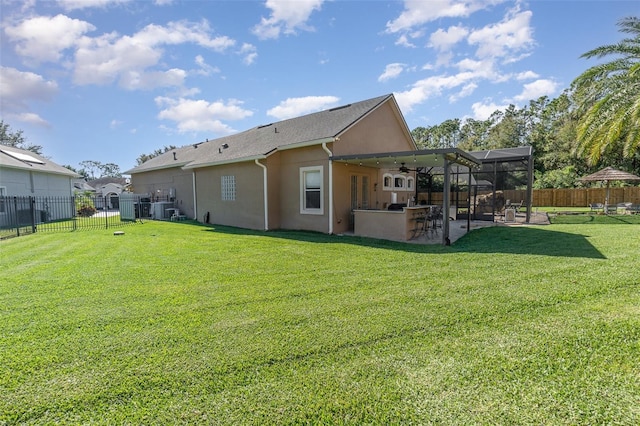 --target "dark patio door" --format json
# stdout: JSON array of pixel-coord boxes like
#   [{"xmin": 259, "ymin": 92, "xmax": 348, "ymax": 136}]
[{"xmin": 349, "ymin": 175, "xmax": 369, "ymax": 230}]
